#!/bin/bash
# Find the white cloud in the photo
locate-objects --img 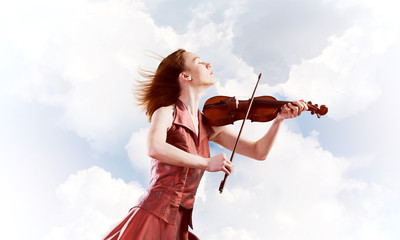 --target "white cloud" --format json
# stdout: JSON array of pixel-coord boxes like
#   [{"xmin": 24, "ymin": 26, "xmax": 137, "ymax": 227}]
[
  {"xmin": 192, "ymin": 123, "xmax": 393, "ymax": 239},
  {"xmin": 2, "ymin": 0, "xmax": 170, "ymax": 154},
  {"xmin": 280, "ymin": 0, "xmax": 400, "ymax": 120},
  {"xmin": 282, "ymin": 26, "xmax": 381, "ymax": 120},
  {"xmin": 228, "ymin": 0, "xmax": 359, "ymax": 85},
  {"xmin": 125, "ymin": 127, "xmax": 151, "ymax": 180},
  {"xmin": 44, "ymin": 166, "xmax": 145, "ymax": 240},
  {"xmin": 41, "ymin": 134, "xmax": 394, "ymax": 240},
  {"xmin": 206, "ymin": 226, "xmax": 259, "ymax": 240}
]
